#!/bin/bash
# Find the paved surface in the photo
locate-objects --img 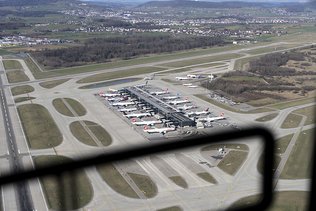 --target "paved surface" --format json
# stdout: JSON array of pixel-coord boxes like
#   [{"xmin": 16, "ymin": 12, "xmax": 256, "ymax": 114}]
[{"xmin": 0, "ymin": 41, "xmax": 315, "ymax": 210}]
